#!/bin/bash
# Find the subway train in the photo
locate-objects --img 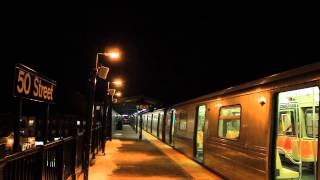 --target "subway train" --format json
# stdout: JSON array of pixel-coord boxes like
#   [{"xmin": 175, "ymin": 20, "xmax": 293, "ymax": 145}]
[{"xmin": 132, "ymin": 62, "xmax": 320, "ymax": 180}]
